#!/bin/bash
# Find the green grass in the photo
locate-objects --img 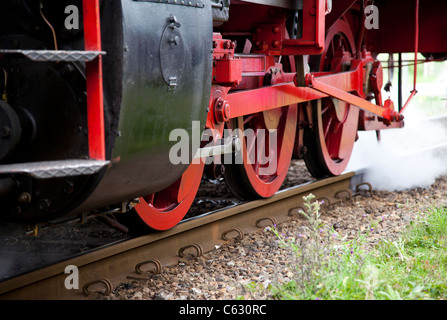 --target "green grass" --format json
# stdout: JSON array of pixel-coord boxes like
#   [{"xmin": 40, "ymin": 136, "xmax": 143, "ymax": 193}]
[{"xmin": 244, "ymin": 195, "xmax": 447, "ymax": 300}]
